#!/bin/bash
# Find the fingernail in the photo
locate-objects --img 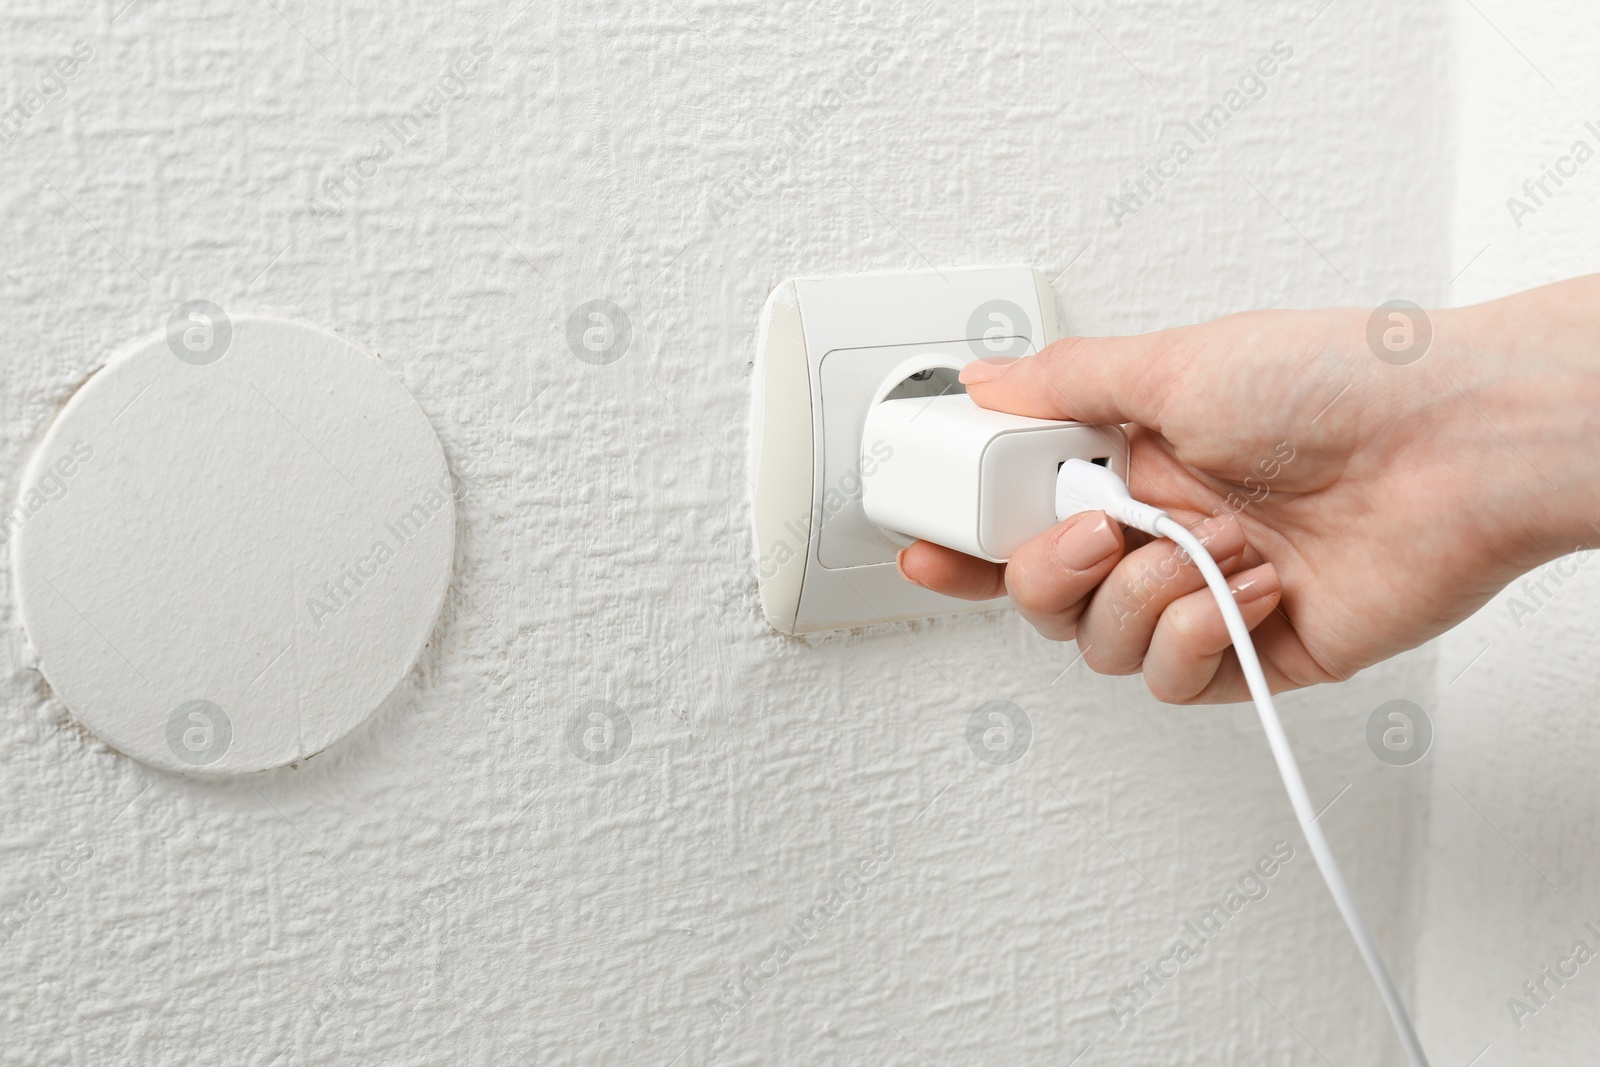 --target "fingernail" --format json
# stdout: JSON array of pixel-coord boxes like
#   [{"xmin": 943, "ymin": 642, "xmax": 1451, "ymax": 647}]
[
  {"xmin": 1053, "ymin": 512, "xmax": 1119, "ymax": 571},
  {"xmin": 959, "ymin": 358, "xmax": 1015, "ymax": 385},
  {"xmin": 1231, "ymin": 566, "xmax": 1280, "ymax": 605},
  {"xmin": 896, "ymin": 548, "xmax": 924, "ymax": 587}
]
